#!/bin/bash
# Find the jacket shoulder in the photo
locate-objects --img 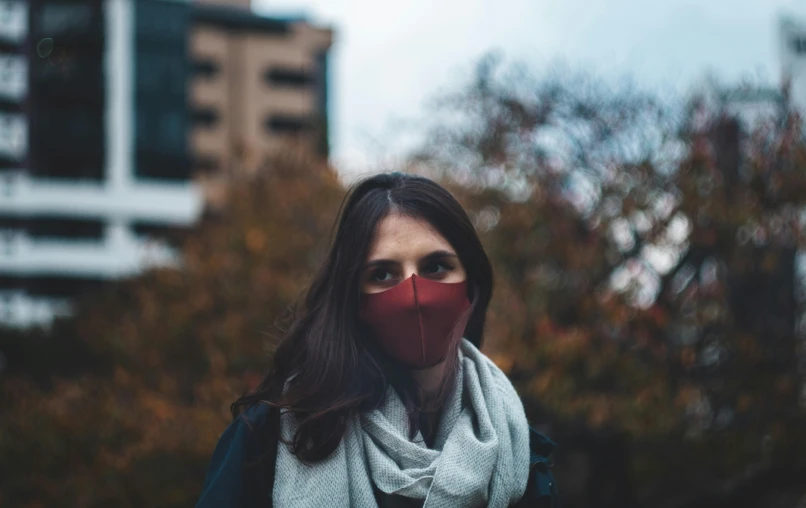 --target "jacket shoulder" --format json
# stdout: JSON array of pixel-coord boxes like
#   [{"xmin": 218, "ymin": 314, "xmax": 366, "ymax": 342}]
[
  {"xmin": 516, "ymin": 426, "xmax": 560, "ymax": 508},
  {"xmin": 195, "ymin": 403, "xmax": 279, "ymax": 508},
  {"xmin": 529, "ymin": 425, "xmax": 556, "ymax": 460}
]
